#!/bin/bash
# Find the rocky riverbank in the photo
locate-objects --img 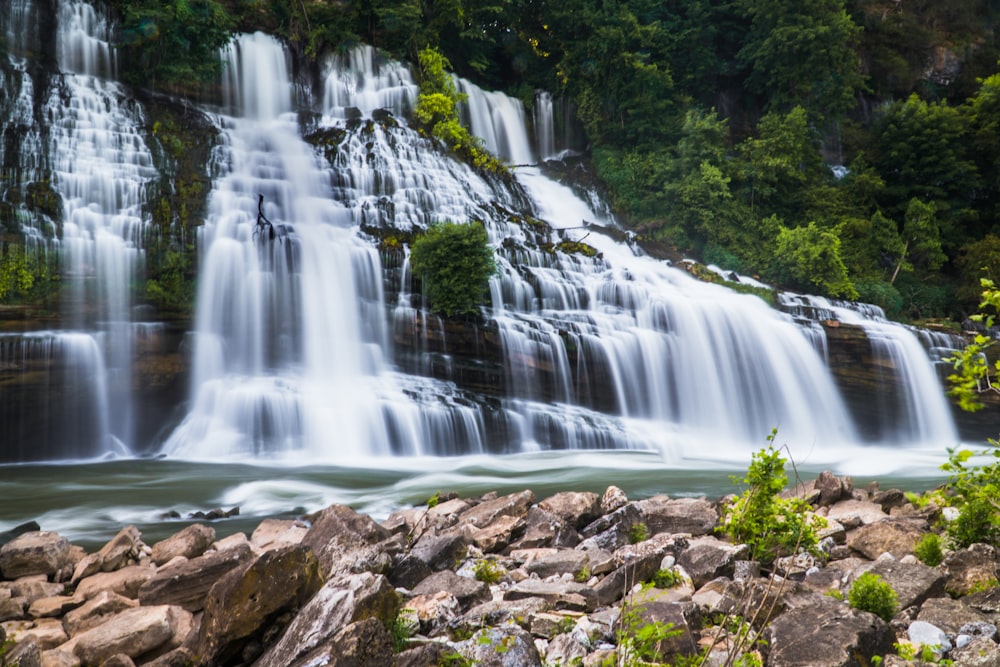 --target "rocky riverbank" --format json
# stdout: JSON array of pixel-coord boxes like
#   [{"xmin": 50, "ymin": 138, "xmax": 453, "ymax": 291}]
[{"xmin": 1, "ymin": 474, "xmax": 999, "ymax": 667}]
